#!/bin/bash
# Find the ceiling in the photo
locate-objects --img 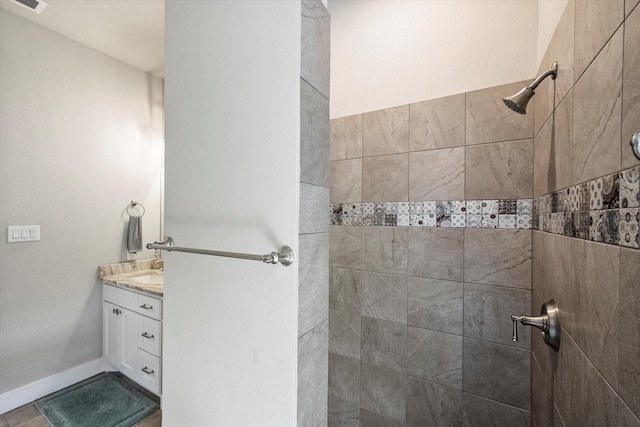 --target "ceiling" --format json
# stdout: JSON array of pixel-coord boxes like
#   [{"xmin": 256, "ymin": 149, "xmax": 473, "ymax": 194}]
[{"xmin": 0, "ymin": 0, "xmax": 165, "ymax": 77}]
